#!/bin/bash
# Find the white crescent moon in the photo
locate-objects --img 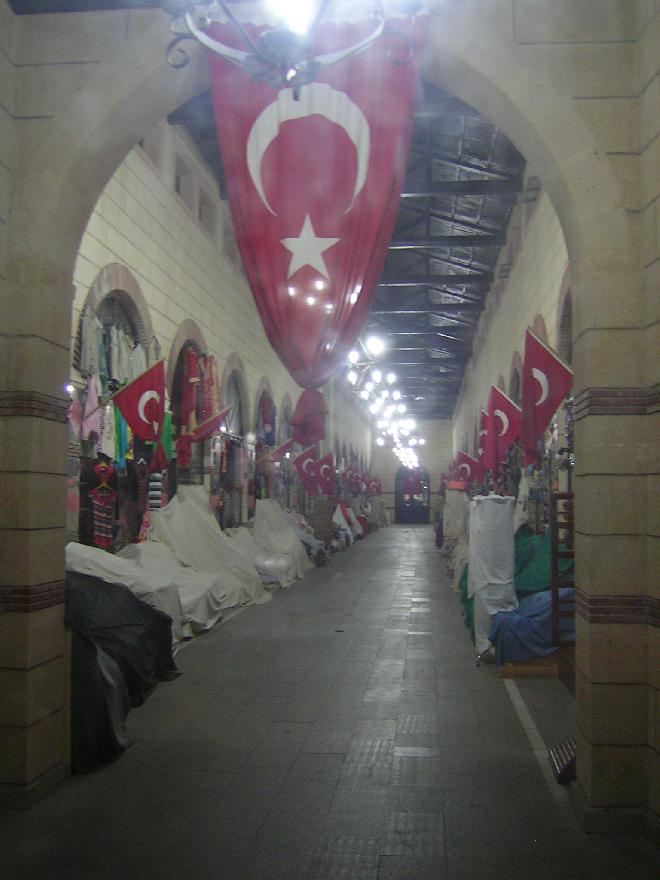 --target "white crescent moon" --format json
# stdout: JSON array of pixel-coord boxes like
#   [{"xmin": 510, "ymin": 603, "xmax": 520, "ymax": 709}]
[
  {"xmin": 479, "ymin": 429, "xmax": 487, "ymax": 440},
  {"xmin": 303, "ymin": 458, "xmax": 315, "ymax": 475},
  {"xmin": 532, "ymin": 367, "xmax": 549, "ymax": 405},
  {"xmin": 495, "ymin": 408, "xmax": 509, "ymax": 437},
  {"xmin": 138, "ymin": 390, "xmax": 160, "ymax": 432},
  {"xmin": 246, "ymin": 83, "xmax": 370, "ymax": 215},
  {"xmin": 459, "ymin": 463, "xmax": 471, "ymax": 478},
  {"xmin": 320, "ymin": 464, "xmax": 331, "ymax": 479}
]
